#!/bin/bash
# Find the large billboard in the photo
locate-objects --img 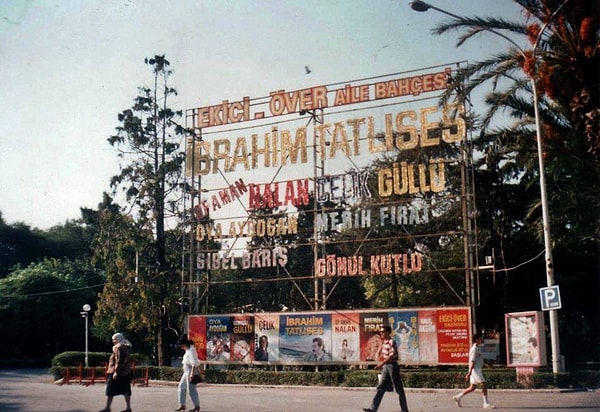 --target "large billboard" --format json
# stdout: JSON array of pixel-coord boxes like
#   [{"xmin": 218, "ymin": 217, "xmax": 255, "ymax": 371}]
[
  {"xmin": 184, "ymin": 63, "xmax": 469, "ymax": 282},
  {"xmin": 187, "ymin": 307, "xmax": 471, "ymax": 366}
]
